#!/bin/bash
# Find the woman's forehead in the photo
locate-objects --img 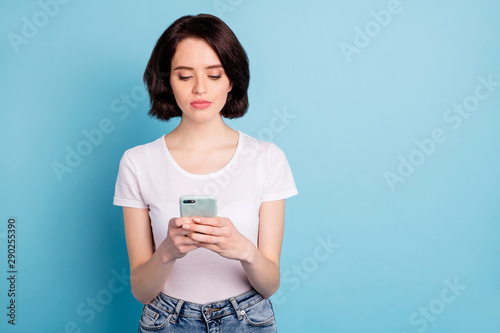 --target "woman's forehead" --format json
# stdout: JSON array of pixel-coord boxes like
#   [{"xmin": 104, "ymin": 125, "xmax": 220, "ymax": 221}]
[{"xmin": 171, "ymin": 37, "xmax": 222, "ymax": 68}]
